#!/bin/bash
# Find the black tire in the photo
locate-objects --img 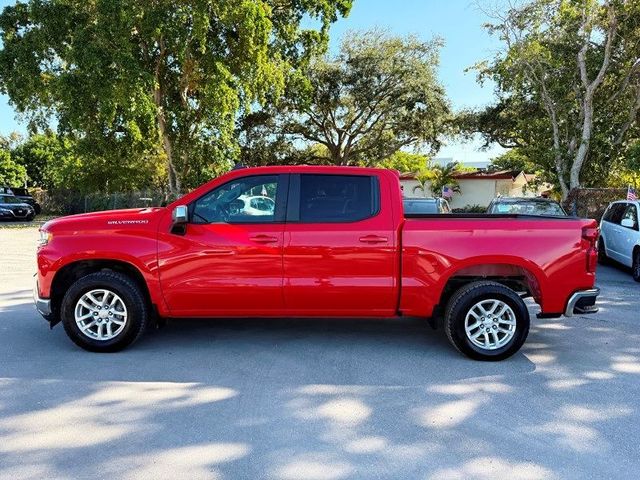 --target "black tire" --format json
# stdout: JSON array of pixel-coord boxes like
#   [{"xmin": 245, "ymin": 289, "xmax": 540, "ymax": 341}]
[
  {"xmin": 633, "ymin": 249, "xmax": 640, "ymax": 283},
  {"xmin": 598, "ymin": 238, "xmax": 609, "ymax": 265},
  {"xmin": 444, "ymin": 281, "xmax": 530, "ymax": 361},
  {"xmin": 61, "ymin": 271, "xmax": 149, "ymax": 352}
]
